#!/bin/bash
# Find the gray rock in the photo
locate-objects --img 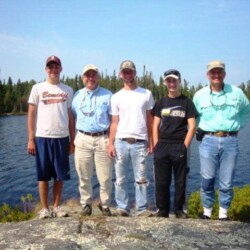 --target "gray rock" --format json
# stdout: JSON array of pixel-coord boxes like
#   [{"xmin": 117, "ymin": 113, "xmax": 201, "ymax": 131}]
[{"xmin": 0, "ymin": 205, "xmax": 249, "ymax": 250}]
